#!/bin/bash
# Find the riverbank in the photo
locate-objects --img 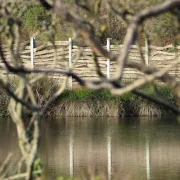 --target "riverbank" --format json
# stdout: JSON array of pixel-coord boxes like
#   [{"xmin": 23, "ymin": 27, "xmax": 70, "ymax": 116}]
[
  {"xmin": 0, "ymin": 78, "xmax": 177, "ymax": 117},
  {"xmin": 52, "ymin": 86, "xmax": 175, "ymax": 117}
]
